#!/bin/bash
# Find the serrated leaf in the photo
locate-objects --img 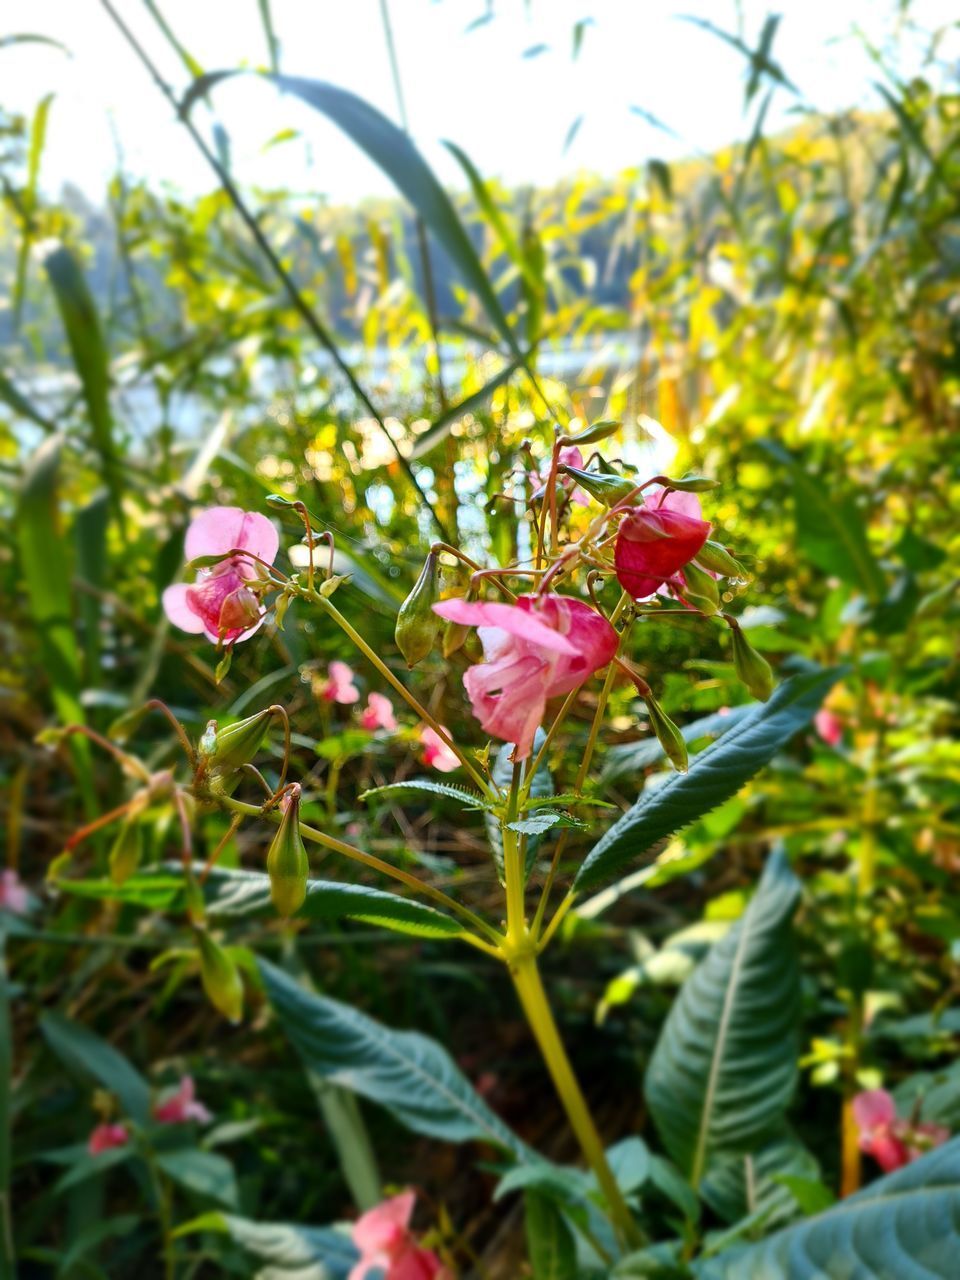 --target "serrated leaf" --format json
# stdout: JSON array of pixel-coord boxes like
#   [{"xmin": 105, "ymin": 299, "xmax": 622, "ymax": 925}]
[
  {"xmin": 574, "ymin": 670, "xmax": 840, "ymax": 894},
  {"xmin": 358, "ymin": 778, "xmax": 490, "ymax": 809},
  {"xmin": 645, "ymin": 850, "xmax": 801, "ymax": 1188},
  {"xmin": 508, "ymin": 811, "xmax": 585, "ymax": 836},
  {"xmin": 696, "ymin": 1138, "xmax": 960, "ymax": 1279},
  {"xmin": 40, "ymin": 1012, "xmax": 151, "ymax": 1123},
  {"xmin": 259, "ymin": 959, "xmax": 530, "ymax": 1158}
]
